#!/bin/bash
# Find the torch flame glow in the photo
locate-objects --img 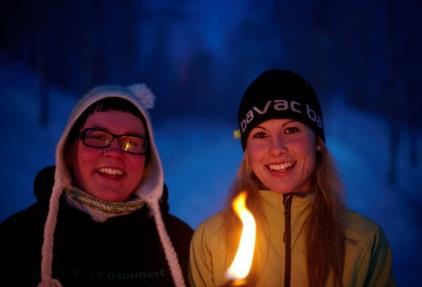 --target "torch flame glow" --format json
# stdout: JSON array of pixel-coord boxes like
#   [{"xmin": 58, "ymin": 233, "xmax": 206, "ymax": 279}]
[{"xmin": 225, "ymin": 192, "xmax": 256, "ymax": 282}]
